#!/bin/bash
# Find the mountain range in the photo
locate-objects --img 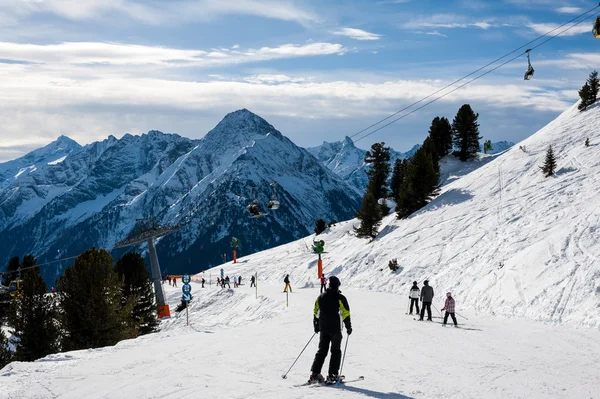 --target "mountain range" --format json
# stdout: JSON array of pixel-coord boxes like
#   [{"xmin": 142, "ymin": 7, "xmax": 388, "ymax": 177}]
[
  {"xmin": 0, "ymin": 109, "xmax": 514, "ymax": 284},
  {"xmin": 0, "ymin": 110, "xmax": 362, "ymax": 283}
]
